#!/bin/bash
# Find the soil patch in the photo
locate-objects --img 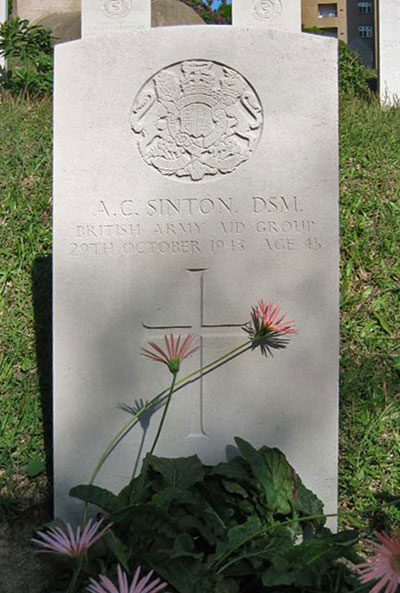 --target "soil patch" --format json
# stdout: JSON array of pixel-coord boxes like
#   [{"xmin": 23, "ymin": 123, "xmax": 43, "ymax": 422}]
[{"xmin": 0, "ymin": 486, "xmax": 55, "ymax": 593}]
